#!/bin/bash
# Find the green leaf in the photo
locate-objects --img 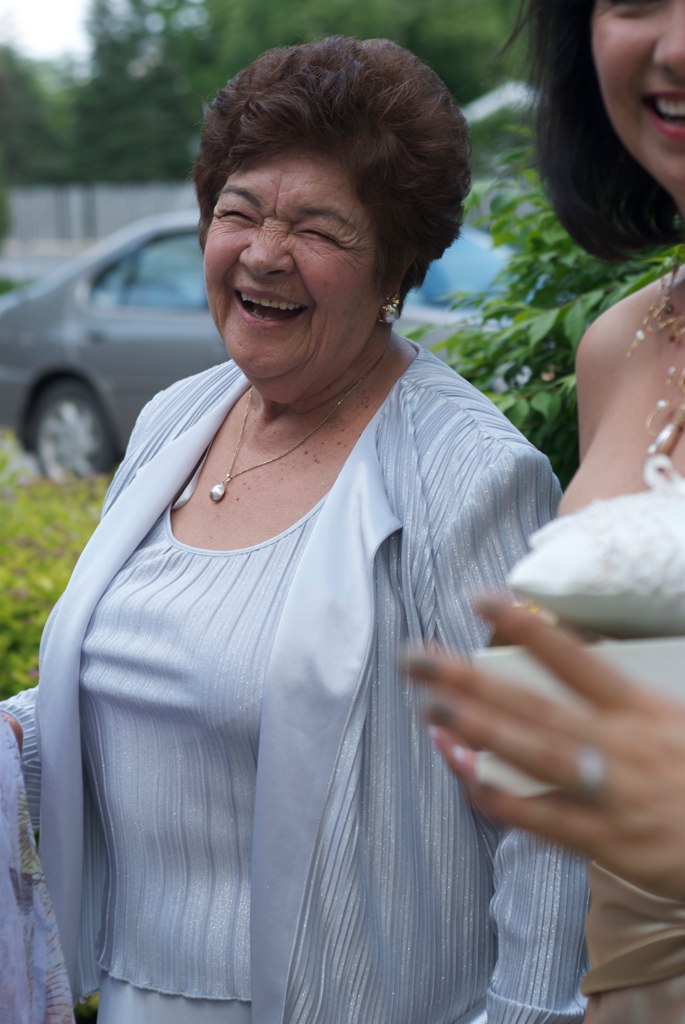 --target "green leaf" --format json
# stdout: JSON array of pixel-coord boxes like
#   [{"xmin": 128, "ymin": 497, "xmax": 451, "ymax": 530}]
[
  {"xmin": 527, "ymin": 308, "xmax": 560, "ymax": 345},
  {"xmin": 563, "ymin": 302, "xmax": 589, "ymax": 348},
  {"xmin": 530, "ymin": 391, "xmax": 553, "ymax": 417}
]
